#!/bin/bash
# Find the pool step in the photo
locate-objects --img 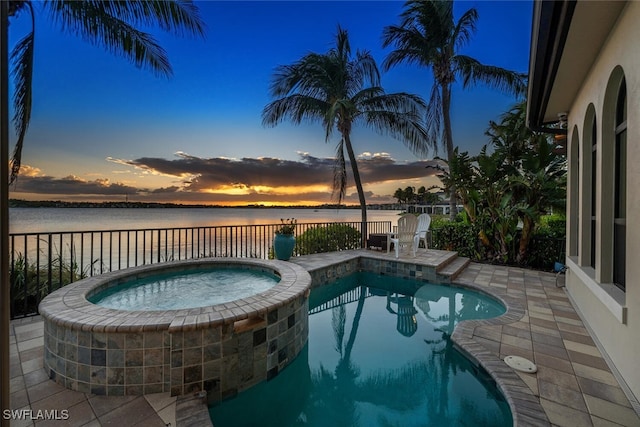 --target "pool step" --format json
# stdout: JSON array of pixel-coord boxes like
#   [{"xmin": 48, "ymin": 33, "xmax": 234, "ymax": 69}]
[
  {"xmin": 175, "ymin": 391, "xmax": 213, "ymax": 427},
  {"xmin": 437, "ymin": 256, "xmax": 471, "ymax": 281}
]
